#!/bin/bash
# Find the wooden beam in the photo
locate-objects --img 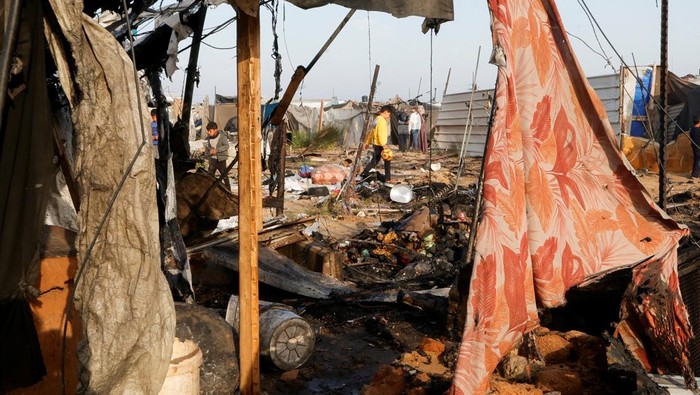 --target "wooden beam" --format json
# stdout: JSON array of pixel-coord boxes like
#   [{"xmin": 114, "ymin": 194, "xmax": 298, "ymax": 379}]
[{"xmin": 237, "ymin": 6, "xmax": 262, "ymax": 394}]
